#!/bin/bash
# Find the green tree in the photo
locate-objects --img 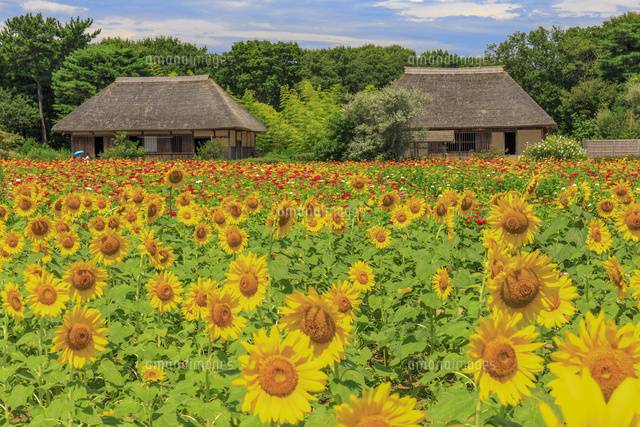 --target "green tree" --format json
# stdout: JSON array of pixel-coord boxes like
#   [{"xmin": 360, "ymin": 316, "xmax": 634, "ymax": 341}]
[
  {"xmin": 52, "ymin": 42, "xmax": 151, "ymax": 118},
  {"xmin": 341, "ymin": 86, "xmax": 428, "ymax": 161},
  {"xmin": 216, "ymin": 40, "xmax": 304, "ymax": 106},
  {"xmin": 0, "ymin": 13, "xmax": 98, "ymax": 143},
  {"xmin": 598, "ymin": 12, "xmax": 640, "ymax": 82},
  {"xmin": 0, "ymin": 88, "xmax": 40, "ymax": 135}
]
